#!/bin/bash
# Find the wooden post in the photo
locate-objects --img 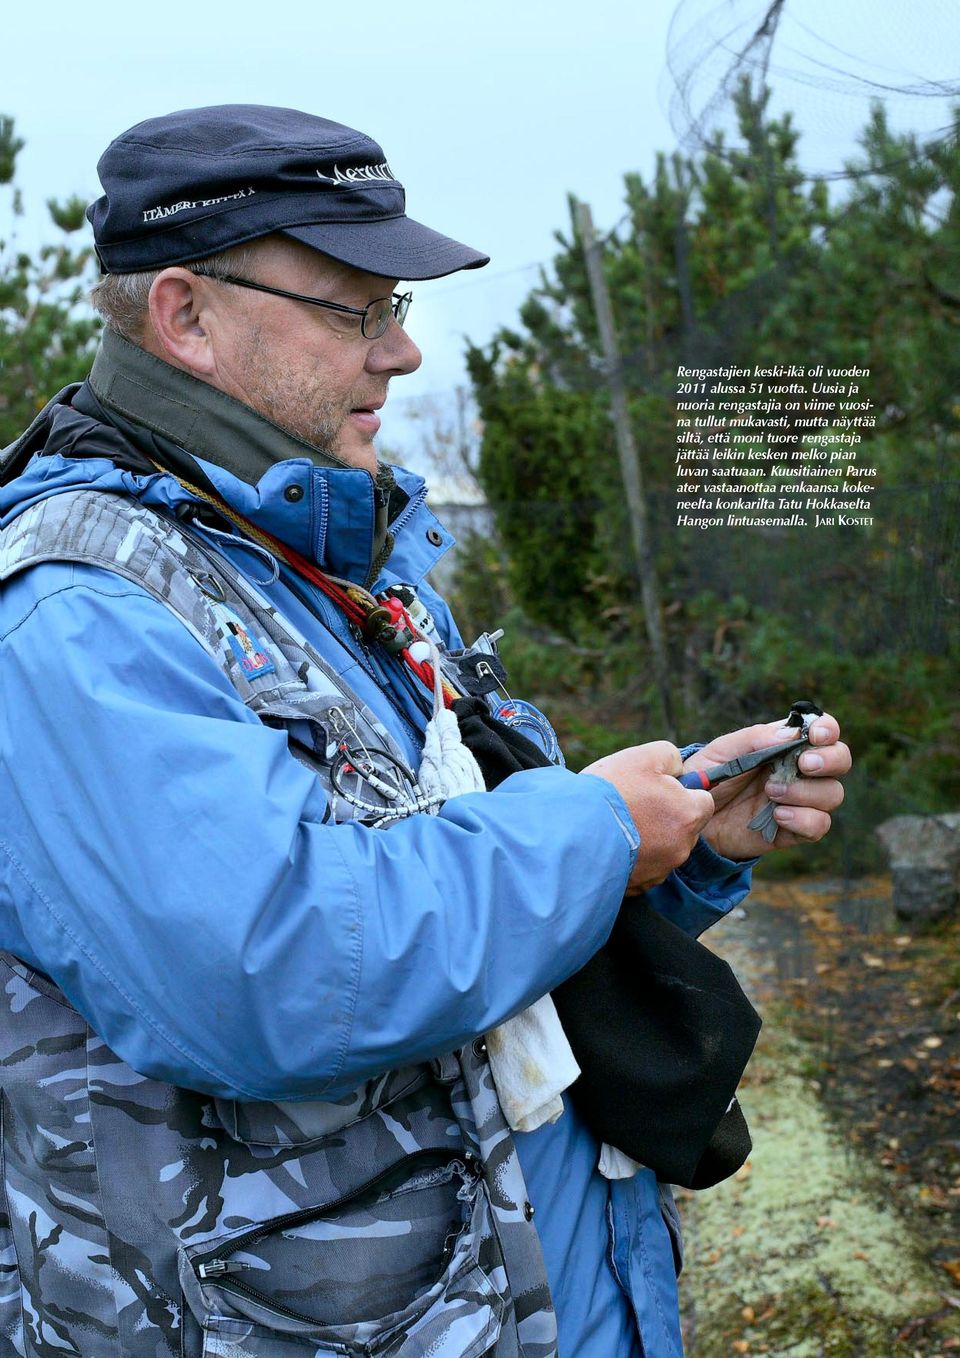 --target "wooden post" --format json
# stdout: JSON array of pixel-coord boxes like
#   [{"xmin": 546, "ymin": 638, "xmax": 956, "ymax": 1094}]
[
  {"xmin": 671, "ymin": 157, "xmax": 696, "ymax": 343},
  {"xmin": 576, "ymin": 199, "xmax": 676, "ymax": 739}
]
